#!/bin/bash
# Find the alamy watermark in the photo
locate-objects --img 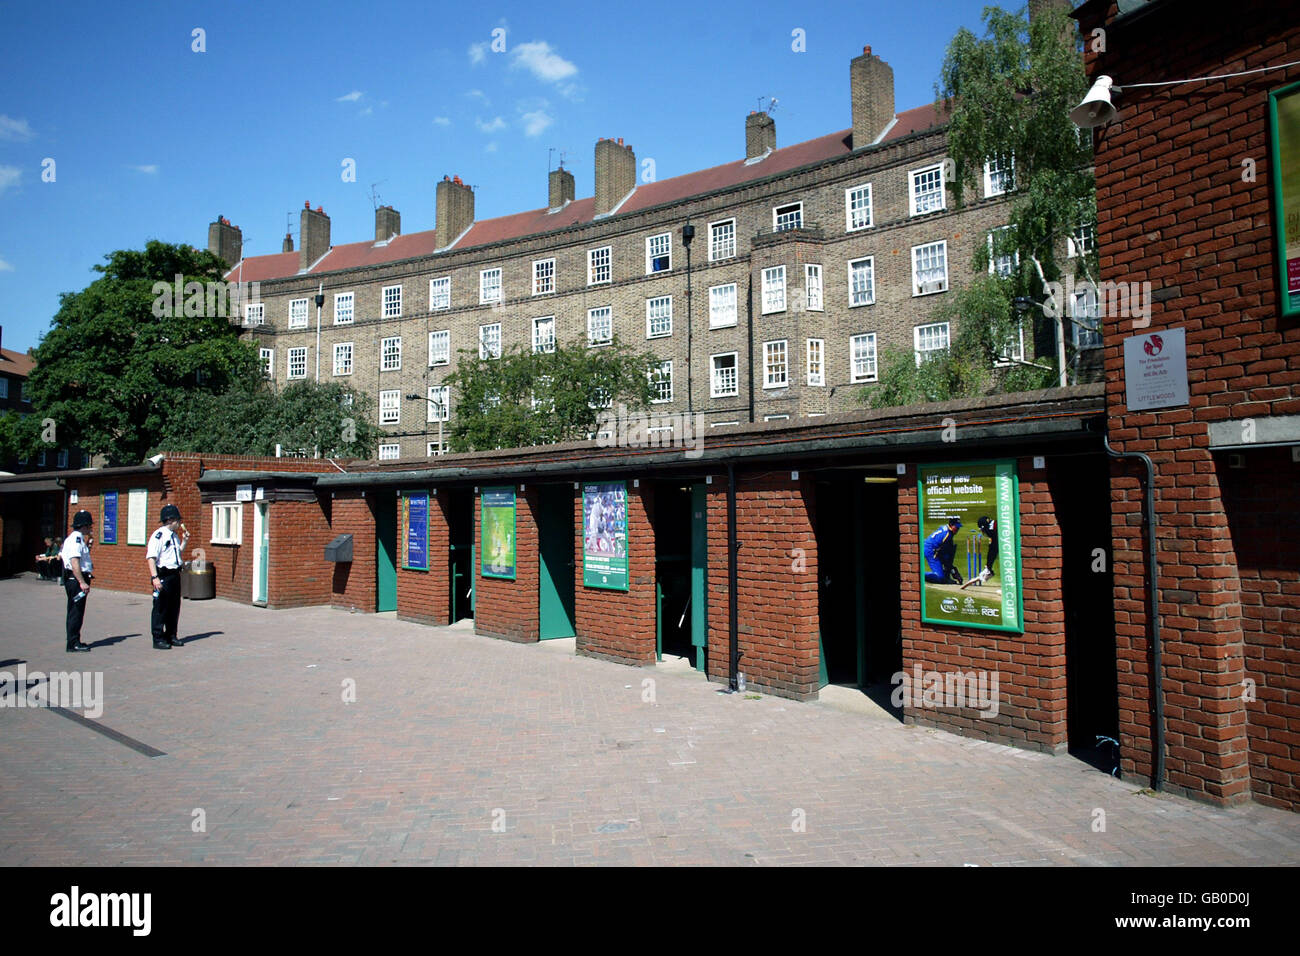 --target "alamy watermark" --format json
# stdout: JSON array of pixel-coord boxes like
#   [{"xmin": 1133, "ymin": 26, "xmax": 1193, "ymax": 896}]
[
  {"xmin": 1042, "ymin": 274, "xmax": 1152, "ymax": 329},
  {"xmin": 151, "ymin": 274, "xmax": 261, "ymax": 320},
  {"xmin": 891, "ymin": 665, "xmax": 1000, "ymax": 717},
  {"xmin": 595, "ymin": 403, "xmax": 704, "ymax": 459},
  {"xmin": 0, "ymin": 664, "xmax": 103, "ymax": 718}
]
